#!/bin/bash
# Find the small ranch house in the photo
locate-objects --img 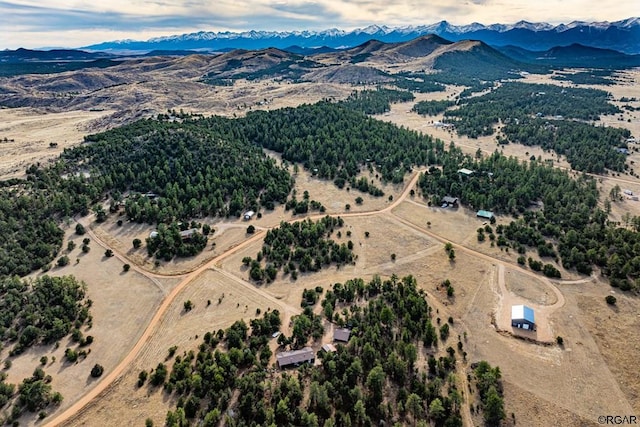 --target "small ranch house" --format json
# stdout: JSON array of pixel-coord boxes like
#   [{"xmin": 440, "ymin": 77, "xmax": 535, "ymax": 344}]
[
  {"xmin": 276, "ymin": 347, "xmax": 315, "ymax": 368},
  {"xmin": 511, "ymin": 305, "xmax": 535, "ymax": 330},
  {"xmin": 441, "ymin": 196, "xmax": 459, "ymax": 207},
  {"xmin": 179, "ymin": 228, "xmax": 198, "ymax": 240}
]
